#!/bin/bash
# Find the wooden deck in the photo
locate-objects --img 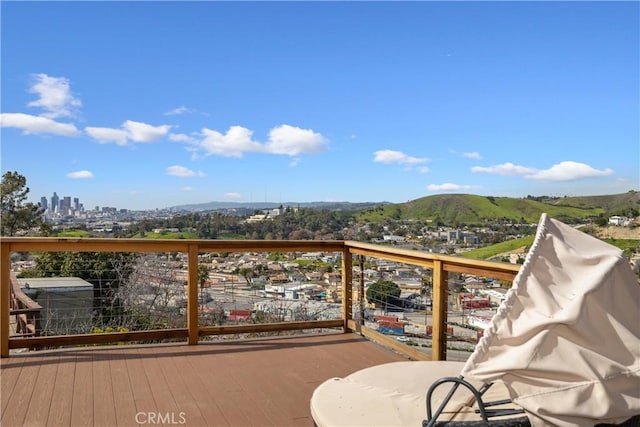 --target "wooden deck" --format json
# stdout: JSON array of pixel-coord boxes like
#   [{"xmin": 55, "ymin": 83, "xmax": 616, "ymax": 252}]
[{"xmin": 1, "ymin": 332, "xmax": 409, "ymax": 426}]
